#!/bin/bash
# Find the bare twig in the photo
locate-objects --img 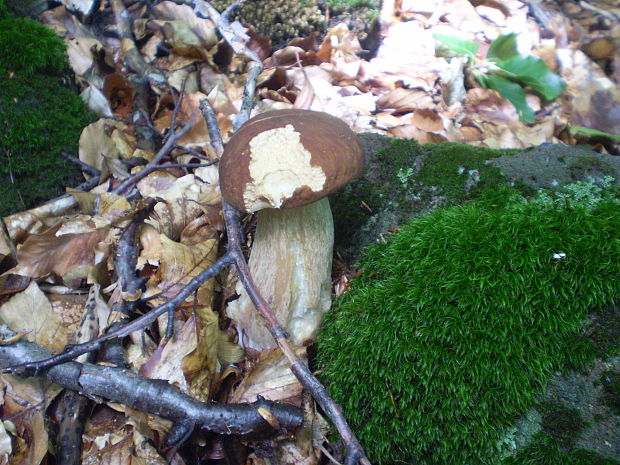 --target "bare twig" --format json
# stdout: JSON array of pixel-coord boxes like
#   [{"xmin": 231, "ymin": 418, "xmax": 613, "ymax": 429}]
[
  {"xmin": 60, "ymin": 152, "xmax": 101, "ymax": 178},
  {"xmin": 199, "ymin": 98, "xmax": 224, "ymax": 155}
]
